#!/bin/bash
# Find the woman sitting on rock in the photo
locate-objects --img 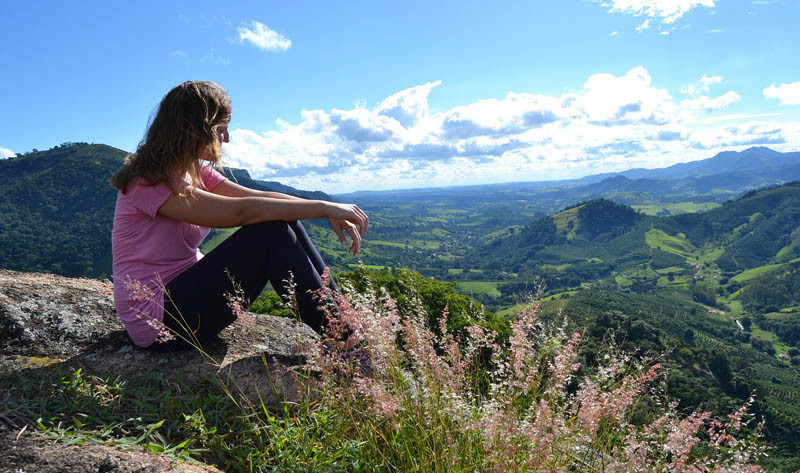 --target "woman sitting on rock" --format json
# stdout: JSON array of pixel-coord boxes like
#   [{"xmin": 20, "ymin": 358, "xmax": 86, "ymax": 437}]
[{"xmin": 110, "ymin": 81, "xmax": 368, "ymax": 350}]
